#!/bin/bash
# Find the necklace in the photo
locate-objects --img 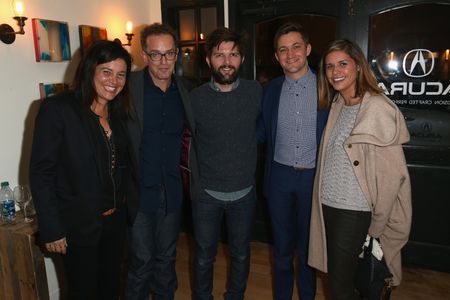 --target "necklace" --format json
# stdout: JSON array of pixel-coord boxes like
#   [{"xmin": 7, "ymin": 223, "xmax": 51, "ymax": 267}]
[
  {"xmin": 90, "ymin": 103, "xmax": 108, "ymax": 119},
  {"xmin": 104, "ymin": 129, "xmax": 110, "ymax": 136}
]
